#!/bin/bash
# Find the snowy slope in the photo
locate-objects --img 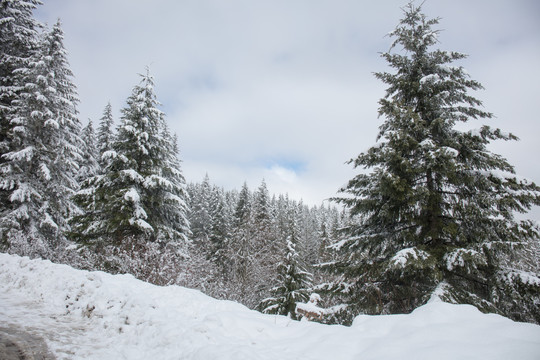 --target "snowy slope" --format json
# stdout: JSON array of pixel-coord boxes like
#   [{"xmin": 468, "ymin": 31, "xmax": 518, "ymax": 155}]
[{"xmin": 1, "ymin": 253, "xmax": 539, "ymax": 360}]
